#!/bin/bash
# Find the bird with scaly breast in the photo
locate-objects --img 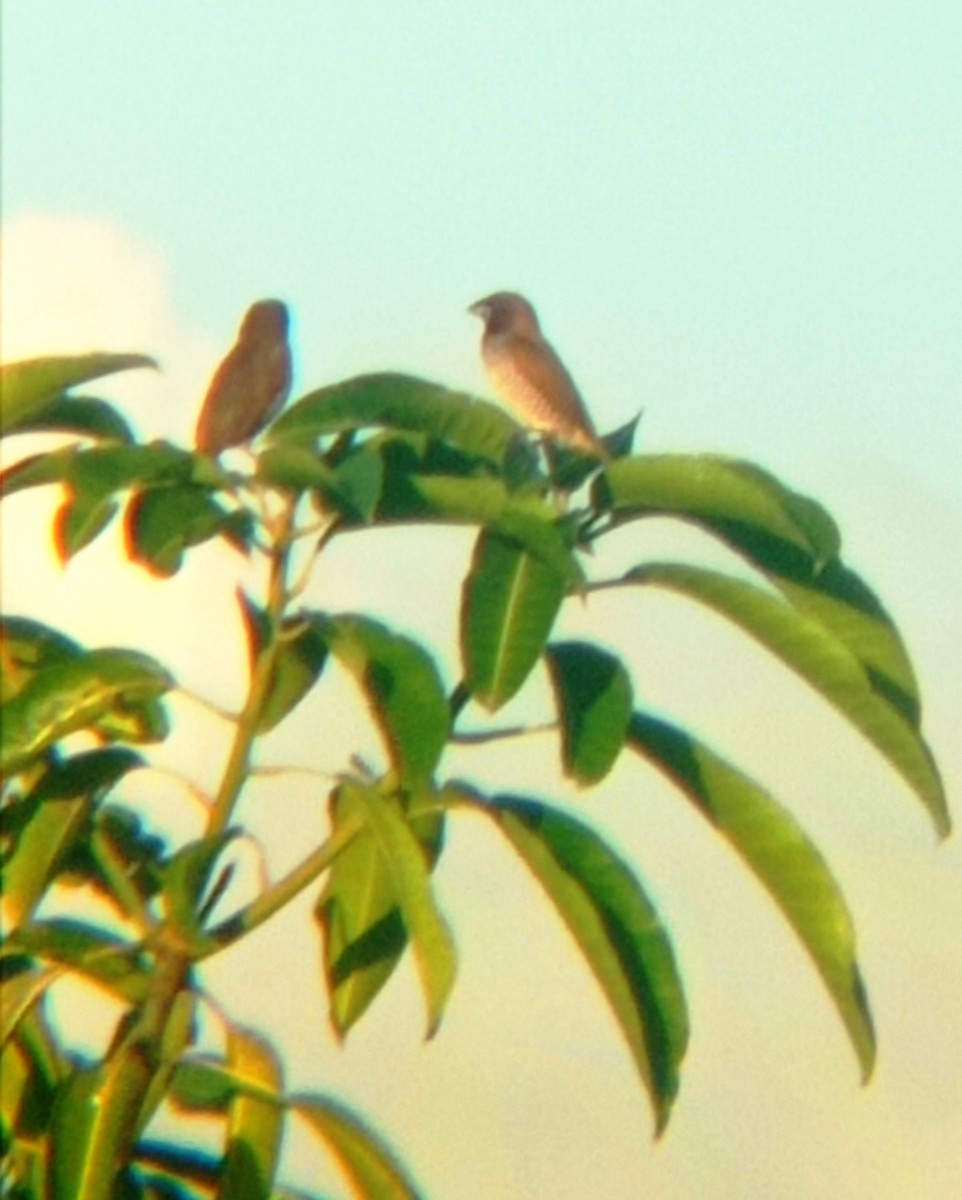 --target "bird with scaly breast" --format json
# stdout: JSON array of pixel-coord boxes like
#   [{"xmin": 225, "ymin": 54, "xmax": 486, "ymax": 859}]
[
  {"xmin": 195, "ymin": 299, "xmax": 292, "ymax": 455},
  {"xmin": 468, "ymin": 291, "xmax": 607, "ymax": 457}
]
